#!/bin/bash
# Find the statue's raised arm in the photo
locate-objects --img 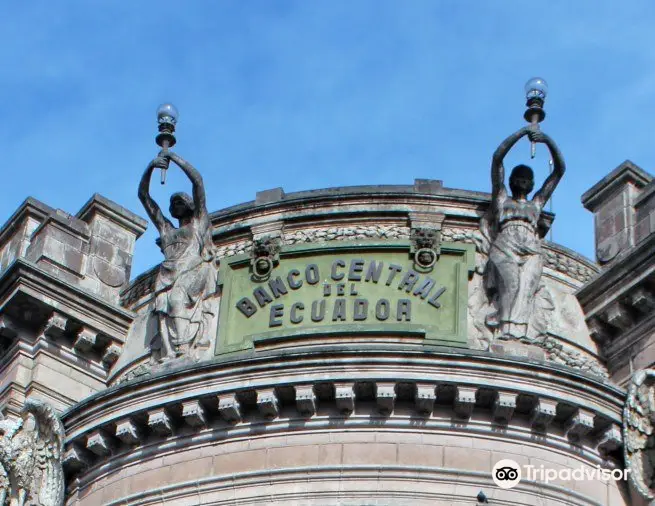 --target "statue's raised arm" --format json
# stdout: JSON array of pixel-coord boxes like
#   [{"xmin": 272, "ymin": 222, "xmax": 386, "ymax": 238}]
[
  {"xmin": 138, "ymin": 156, "xmax": 174, "ymax": 234},
  {"xmin": 529, "ymin": 129, "xmax": 566, "ymax": 208},
  {"xmin": 167, "ymin": 151, "xmax": 207, "ymax": 219},
  {"xmin": 490, "ymin": 126, "xmax": 529, "ymax": 203}
]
